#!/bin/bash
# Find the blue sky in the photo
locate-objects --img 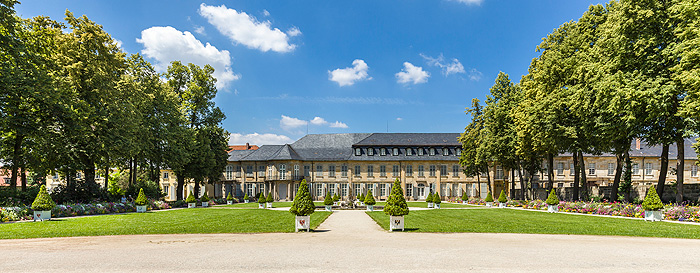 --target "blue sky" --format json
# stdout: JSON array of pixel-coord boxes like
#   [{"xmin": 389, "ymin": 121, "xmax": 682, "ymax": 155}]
[{"xmin": 17, "ymin": 0, "xmax": 603, "ymax": 145}]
